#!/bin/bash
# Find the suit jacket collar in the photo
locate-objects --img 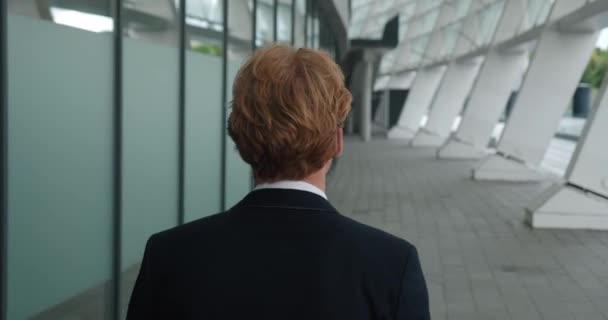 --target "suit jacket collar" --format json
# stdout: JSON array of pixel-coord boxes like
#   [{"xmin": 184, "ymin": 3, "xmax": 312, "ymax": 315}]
[{"xmin": 232, "ymin": 189, "xmax": 338, "ymax": 213}]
